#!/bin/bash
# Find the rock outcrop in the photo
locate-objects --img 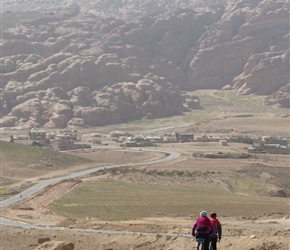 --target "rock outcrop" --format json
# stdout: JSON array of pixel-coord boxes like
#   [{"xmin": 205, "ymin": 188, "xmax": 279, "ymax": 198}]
[
  {"xmin": 35, "ymin": 241, "xmax": 74, "ymax": 250},
  {"xmin": 187, "ymin": 0, "xmax": 289, "ymax": 93},
  {"xmin": 0, "ymin": 0, "xmax": 288, "ymax": 128},
  {"xmin": 264, "ymin": 83, "xmax": 290, "ymax": 108}
]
